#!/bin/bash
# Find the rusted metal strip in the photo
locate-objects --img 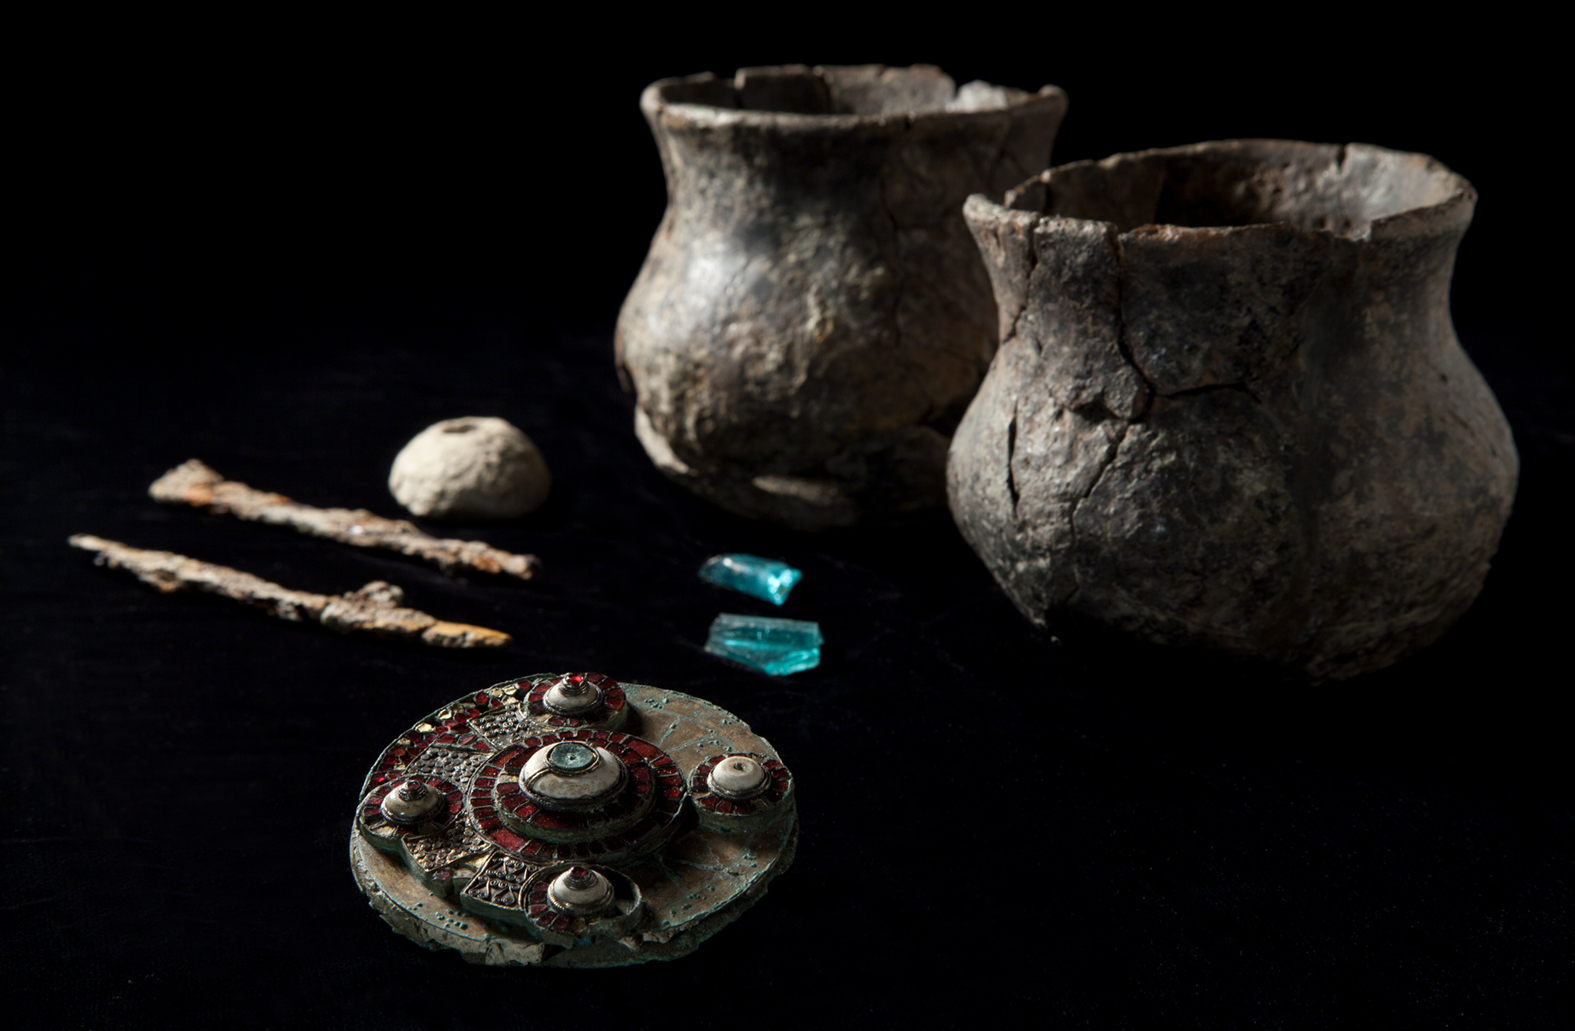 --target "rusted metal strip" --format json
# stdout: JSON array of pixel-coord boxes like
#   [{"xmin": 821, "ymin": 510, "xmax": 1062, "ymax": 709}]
[{"xmin": 149, "ymin": 459, "xmax": 541, "ymax": 580}]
